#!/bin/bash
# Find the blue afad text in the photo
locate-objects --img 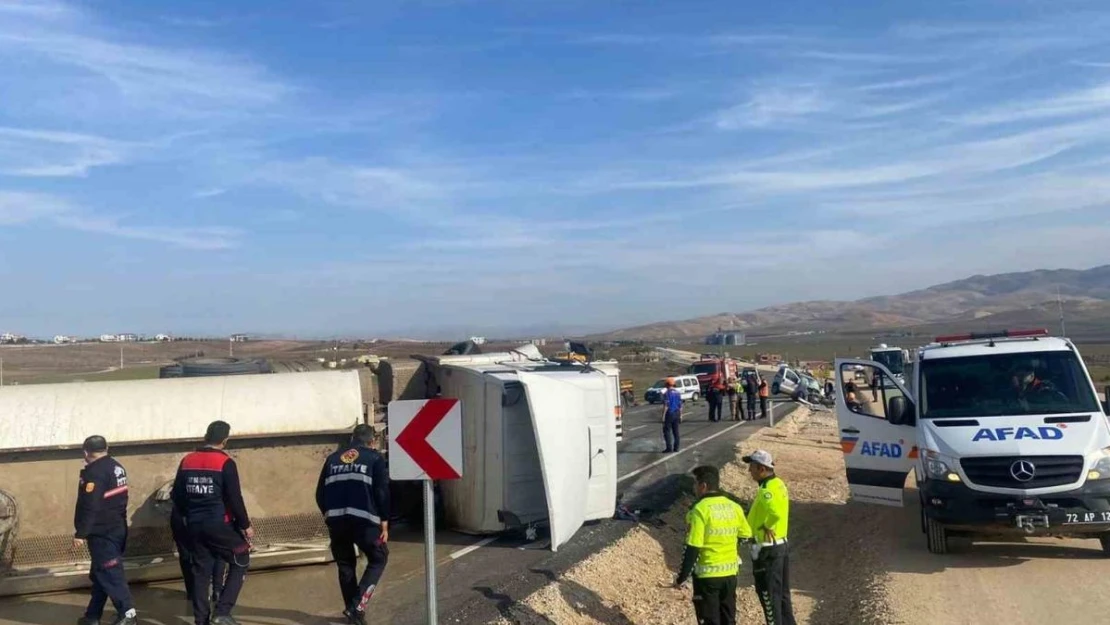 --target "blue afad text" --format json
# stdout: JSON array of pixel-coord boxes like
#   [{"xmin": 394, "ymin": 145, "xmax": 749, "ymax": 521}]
[
  {"xmin": 972, "ymin": 426, "xmax": 1063, "ymax": 442},
  {"xmin": 860, "ymin": 442, "xmax": 903, "ymax": 458}
]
